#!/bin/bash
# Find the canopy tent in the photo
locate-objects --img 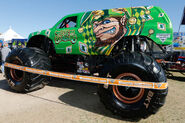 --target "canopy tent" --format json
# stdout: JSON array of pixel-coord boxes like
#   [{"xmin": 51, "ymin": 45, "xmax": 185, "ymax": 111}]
[{"xmin": 0, "ymin": 27, "xmax": 24, "ymax": 42}]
